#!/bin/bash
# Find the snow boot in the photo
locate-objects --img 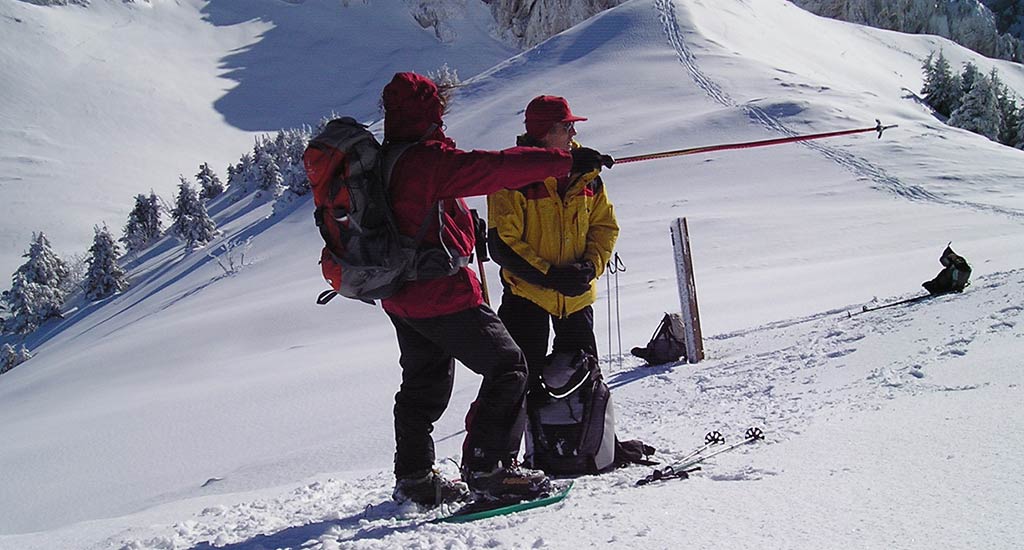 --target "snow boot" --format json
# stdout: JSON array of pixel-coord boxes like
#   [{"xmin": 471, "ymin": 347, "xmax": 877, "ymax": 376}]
[
  {"xmin": 392, "ymin": 469, "xmax": 471, "ymax": 508},
  {"xmin": 463, "ymin": 458, "xmax": 552, "ymax": 501}
]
